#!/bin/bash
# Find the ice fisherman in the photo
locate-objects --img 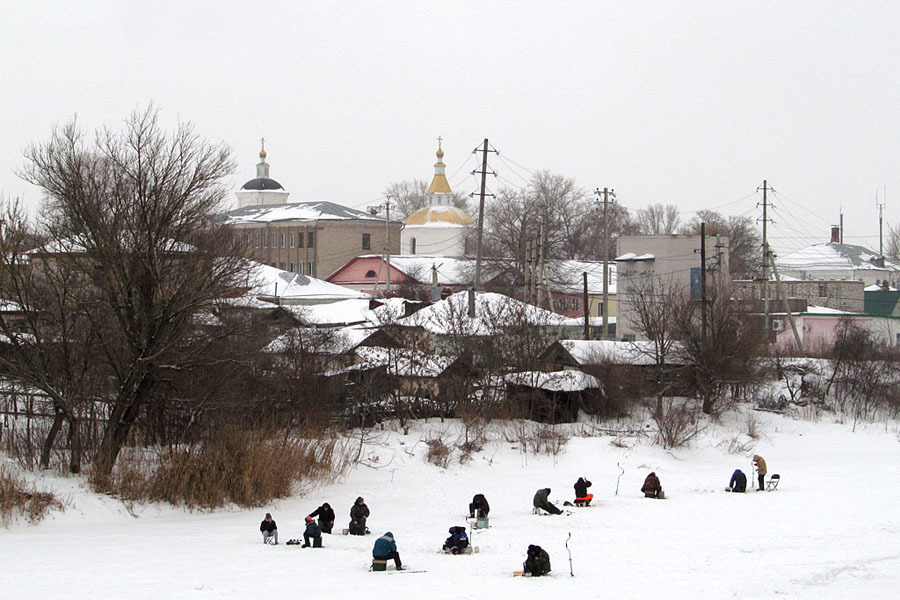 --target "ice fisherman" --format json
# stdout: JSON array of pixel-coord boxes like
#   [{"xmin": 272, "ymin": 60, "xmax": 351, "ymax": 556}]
[
  {"xmin": 373, "ymin": 531, "xmax": 404, "ymax": 570},
  {"xmin": 533, "ymin": 488, "xmax": 563, "ymax": 515},
  {"xmin": 728, "ymin": 469, "xmax": 747, "ymax": 493},
  {"xmin": 752, "ymin": 455, "xmax": 768, "ymax": 491},
  {"xmin": 523, "ymin": 544, "xmax": 551, "ymax": 577},
  {"xmin": 308, "ymin": 502, "xmax": 335, "ymax": 534},
  {"xmin": 349, "ymin": 496, "xmax": 370, "ymax": 535},
  {"xmin": 469, "ymin": 493, "xmax": 490, "ymax": 519},
  {"xmin": 260, "ymin": 513, "xmax": 278, "ymax": 544},
  {"xmin": 302, "ymin": 516, "xmax": 322, "ymax": 548},
  {"xmin": 442, "ymin": 526, "xmax": 470, "ymax": 554},
  {"xmin": 641, "ymin": 472, "xmax": 663, "ymax": 498},
  {"xmin": 574, "ymin": 477, "xmax": 593, "ymax": 506}
]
